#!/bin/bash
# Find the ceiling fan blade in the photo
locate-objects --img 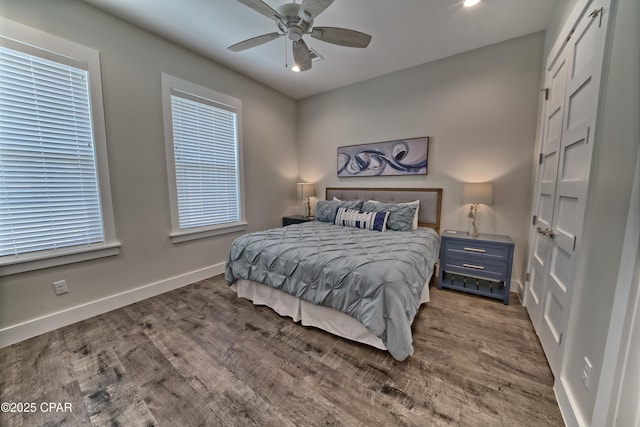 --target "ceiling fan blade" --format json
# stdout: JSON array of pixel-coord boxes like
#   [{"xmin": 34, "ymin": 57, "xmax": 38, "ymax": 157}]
[
  {"xmin": 299, "ymin": 0, "xmax": 334, "ymax": 21},
  {"xmin": 292, "ymin": 39, "xmax": 312, "ymax": 71},
  {"xmin": 227, "ymin": 32, "xmax": 282, "ymax": 52},
  {"xmin": 236, "ymin": 0, "xmax": 283, "ymax": 22},
  {"xmin": 311, "ymin": 27, "xmax": 372, "ymax": 48}
]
